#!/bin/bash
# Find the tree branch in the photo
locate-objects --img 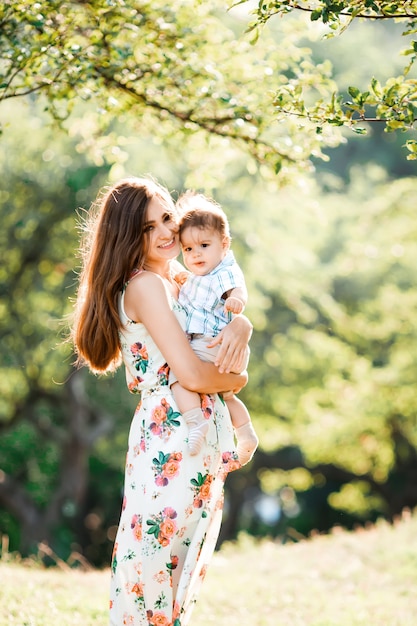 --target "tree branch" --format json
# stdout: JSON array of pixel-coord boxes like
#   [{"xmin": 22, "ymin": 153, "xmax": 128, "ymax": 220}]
[{"xmin": 291, "ymin": 3, "xmax": 417, "ymax": 18}]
